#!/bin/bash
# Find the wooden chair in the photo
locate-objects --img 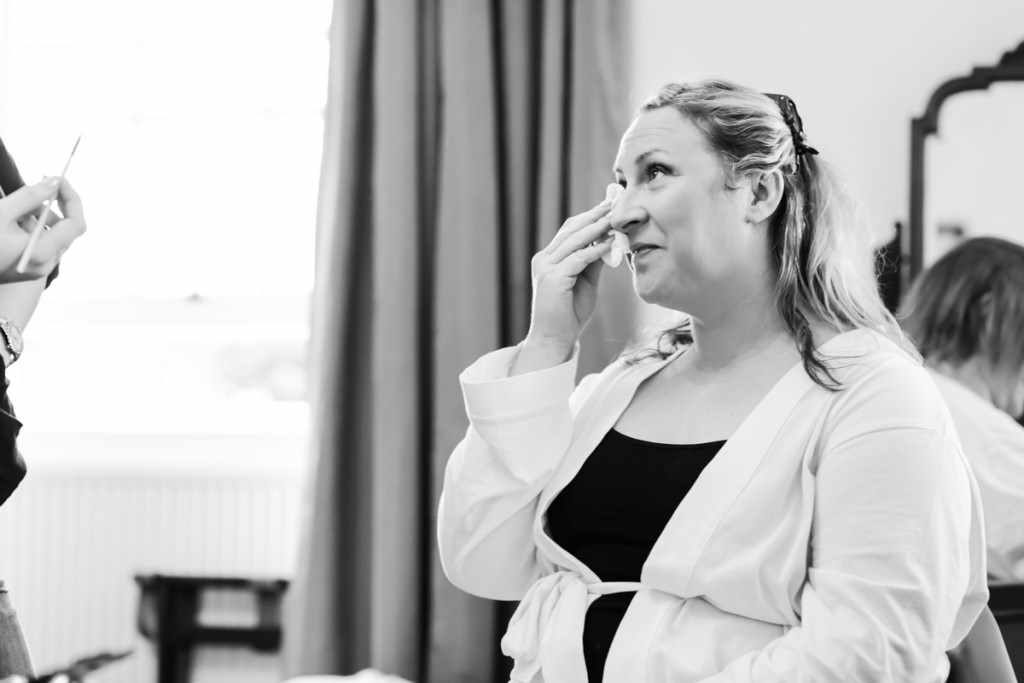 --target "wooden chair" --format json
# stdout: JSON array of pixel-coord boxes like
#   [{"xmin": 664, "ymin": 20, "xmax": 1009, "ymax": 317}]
[
  {"xmin": 989, "ymin": 581, "xmax": 1024, "ymax": 681},
  {"xmin": 947, "ymin": 605, "xmax": 1016, "ymax": 682},
  {"xmin": 134, "ymin": 574, "xmax": 289, "ymax": 683}
]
